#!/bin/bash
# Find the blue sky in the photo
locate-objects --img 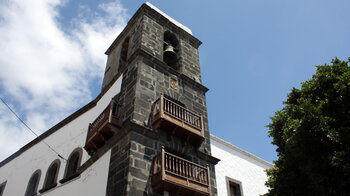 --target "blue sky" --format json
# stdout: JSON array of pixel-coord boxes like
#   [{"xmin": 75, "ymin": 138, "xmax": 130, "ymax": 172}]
[{"xmin": 0, "ymin": 0, "xmax": 349, "ymax": 163}]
